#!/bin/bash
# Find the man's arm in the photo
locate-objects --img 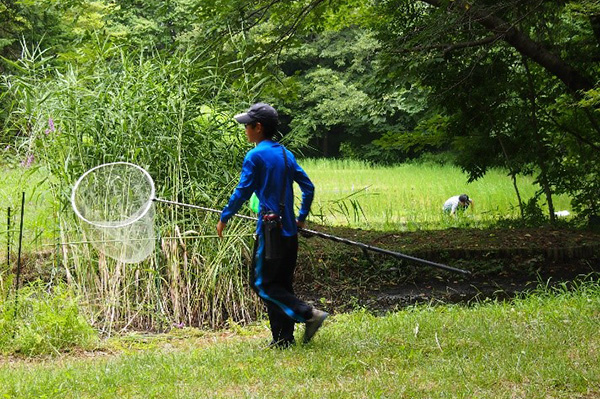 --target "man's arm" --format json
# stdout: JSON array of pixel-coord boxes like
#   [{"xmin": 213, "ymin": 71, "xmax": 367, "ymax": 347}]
[
  {"xmin": 451, "ymin": 201, "xmax": 459, "ymax": 215},
  {"xmin": 217, "ymin": 155, "xmax": 257, "ymax": 237},
  {"xmin": 292, "ymin": 159, "xmax": 314, "ymax": 223}
]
